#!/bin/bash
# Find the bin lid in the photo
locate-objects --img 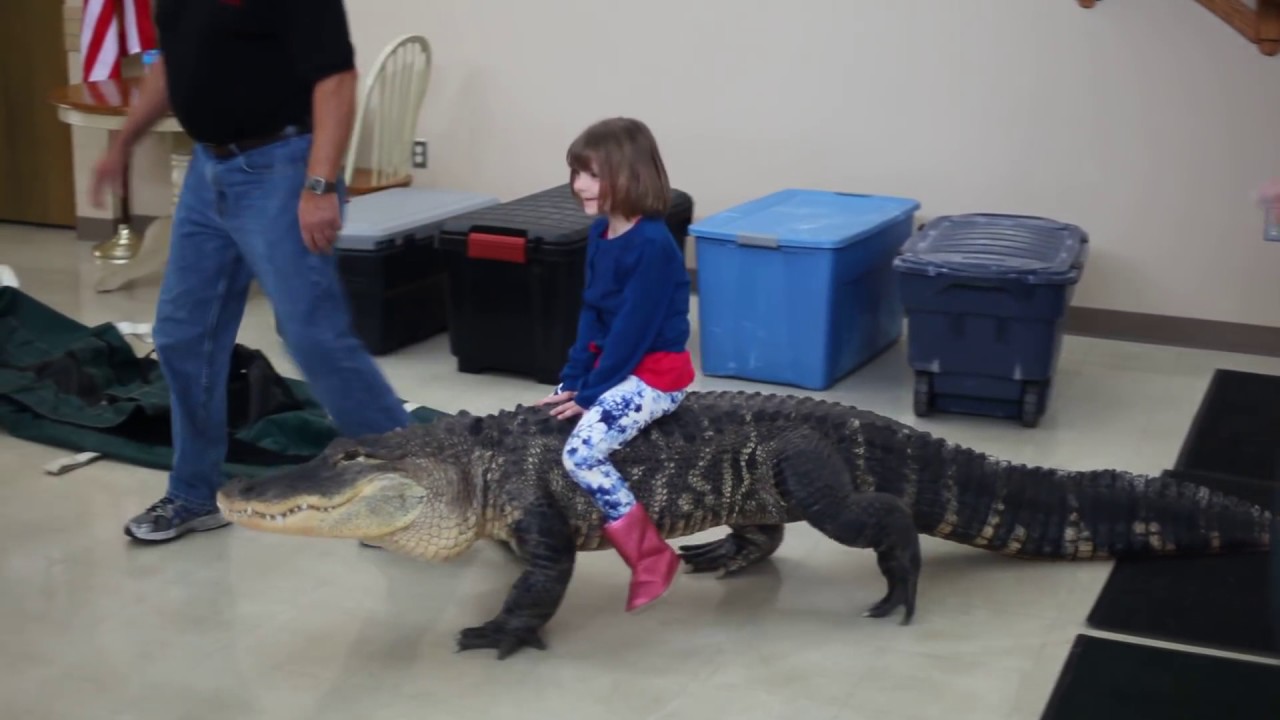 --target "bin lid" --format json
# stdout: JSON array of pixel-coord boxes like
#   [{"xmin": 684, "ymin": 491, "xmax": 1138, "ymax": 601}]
[
  {"xmin": 688, "ymin": 189, "xmax": 921, "ymax": 249},
  {"xmin": 439, "ymin": 184, "xmax": 598, "ymax": 249},
  {"xmin": 893, "ymin": 213, "xmax": 1088, "ymax": 284},
  {"xmin": 339, "ymin": 188, "xmax": 501, "ymax": 245}
]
